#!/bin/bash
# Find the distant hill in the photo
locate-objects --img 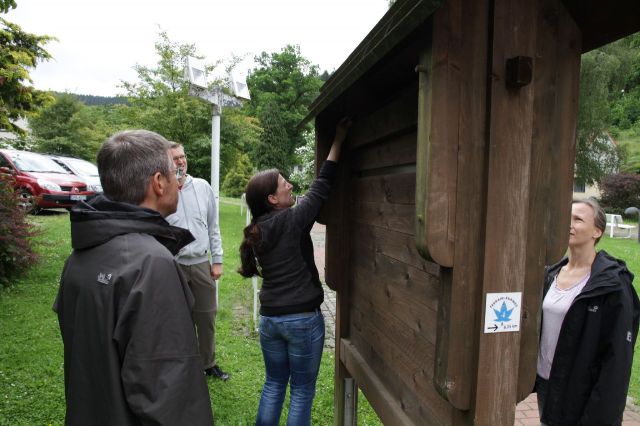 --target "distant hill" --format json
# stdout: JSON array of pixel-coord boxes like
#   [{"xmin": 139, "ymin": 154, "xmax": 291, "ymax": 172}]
[{"xmin": 53, "ymin": 92, "xmax": 129, "ymax": 106}]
